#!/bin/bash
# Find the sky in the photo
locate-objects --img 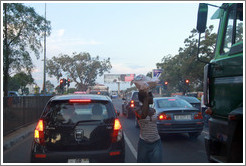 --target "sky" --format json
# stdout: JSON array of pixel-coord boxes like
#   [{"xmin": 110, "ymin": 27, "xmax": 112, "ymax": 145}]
[{"xmin": 19, "ymin": 1, "xmax": 221, "ymax": 91}]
